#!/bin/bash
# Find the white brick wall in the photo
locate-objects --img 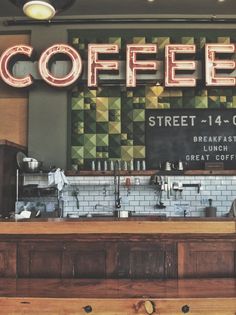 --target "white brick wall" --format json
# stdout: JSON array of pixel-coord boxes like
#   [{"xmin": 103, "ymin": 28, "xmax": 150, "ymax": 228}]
[{"xmin": 23, "ymin": 174, "xmax": 236, "ymax": 218}]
